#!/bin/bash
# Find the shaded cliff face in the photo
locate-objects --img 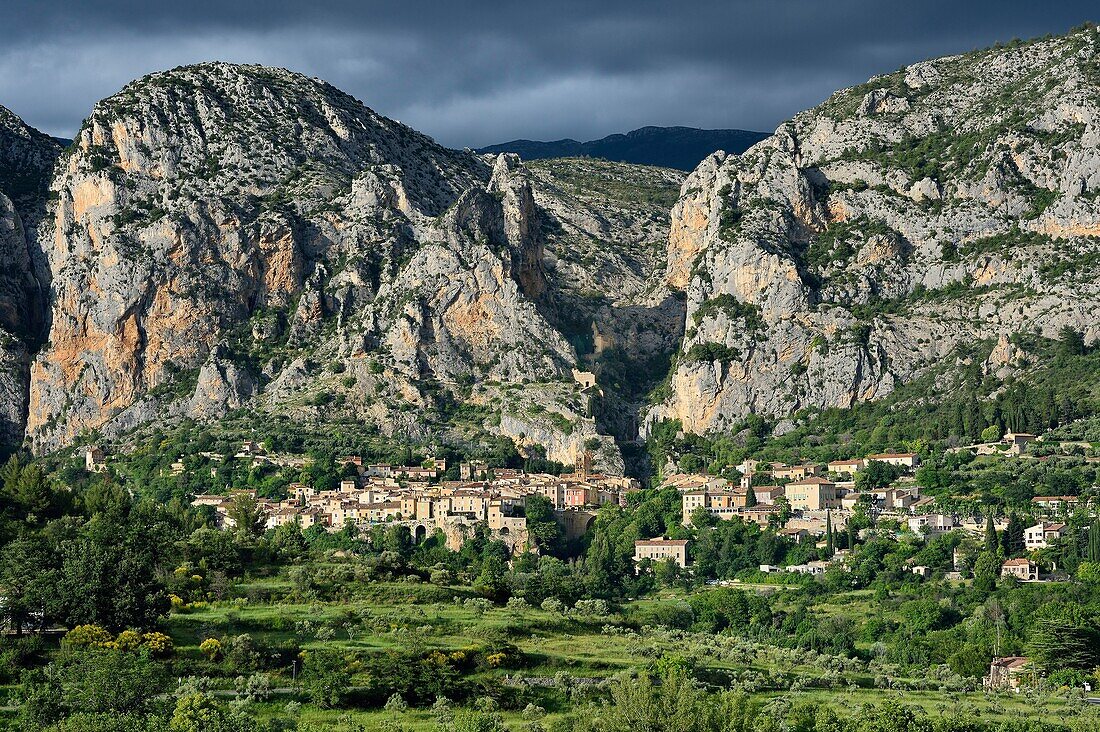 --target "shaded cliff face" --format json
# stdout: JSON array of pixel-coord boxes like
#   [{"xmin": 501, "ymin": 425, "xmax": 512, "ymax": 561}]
[
  {"xmin": 0, "ymin": 107, "xmax": 60, "ymax": 453},
  {"xmin": 24, "ymin": 63, "xmax": 648, "ymax": 471},
  {"xmin": 648, "ymin": 27, "xmax": 1100, "ymax": 435}
]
